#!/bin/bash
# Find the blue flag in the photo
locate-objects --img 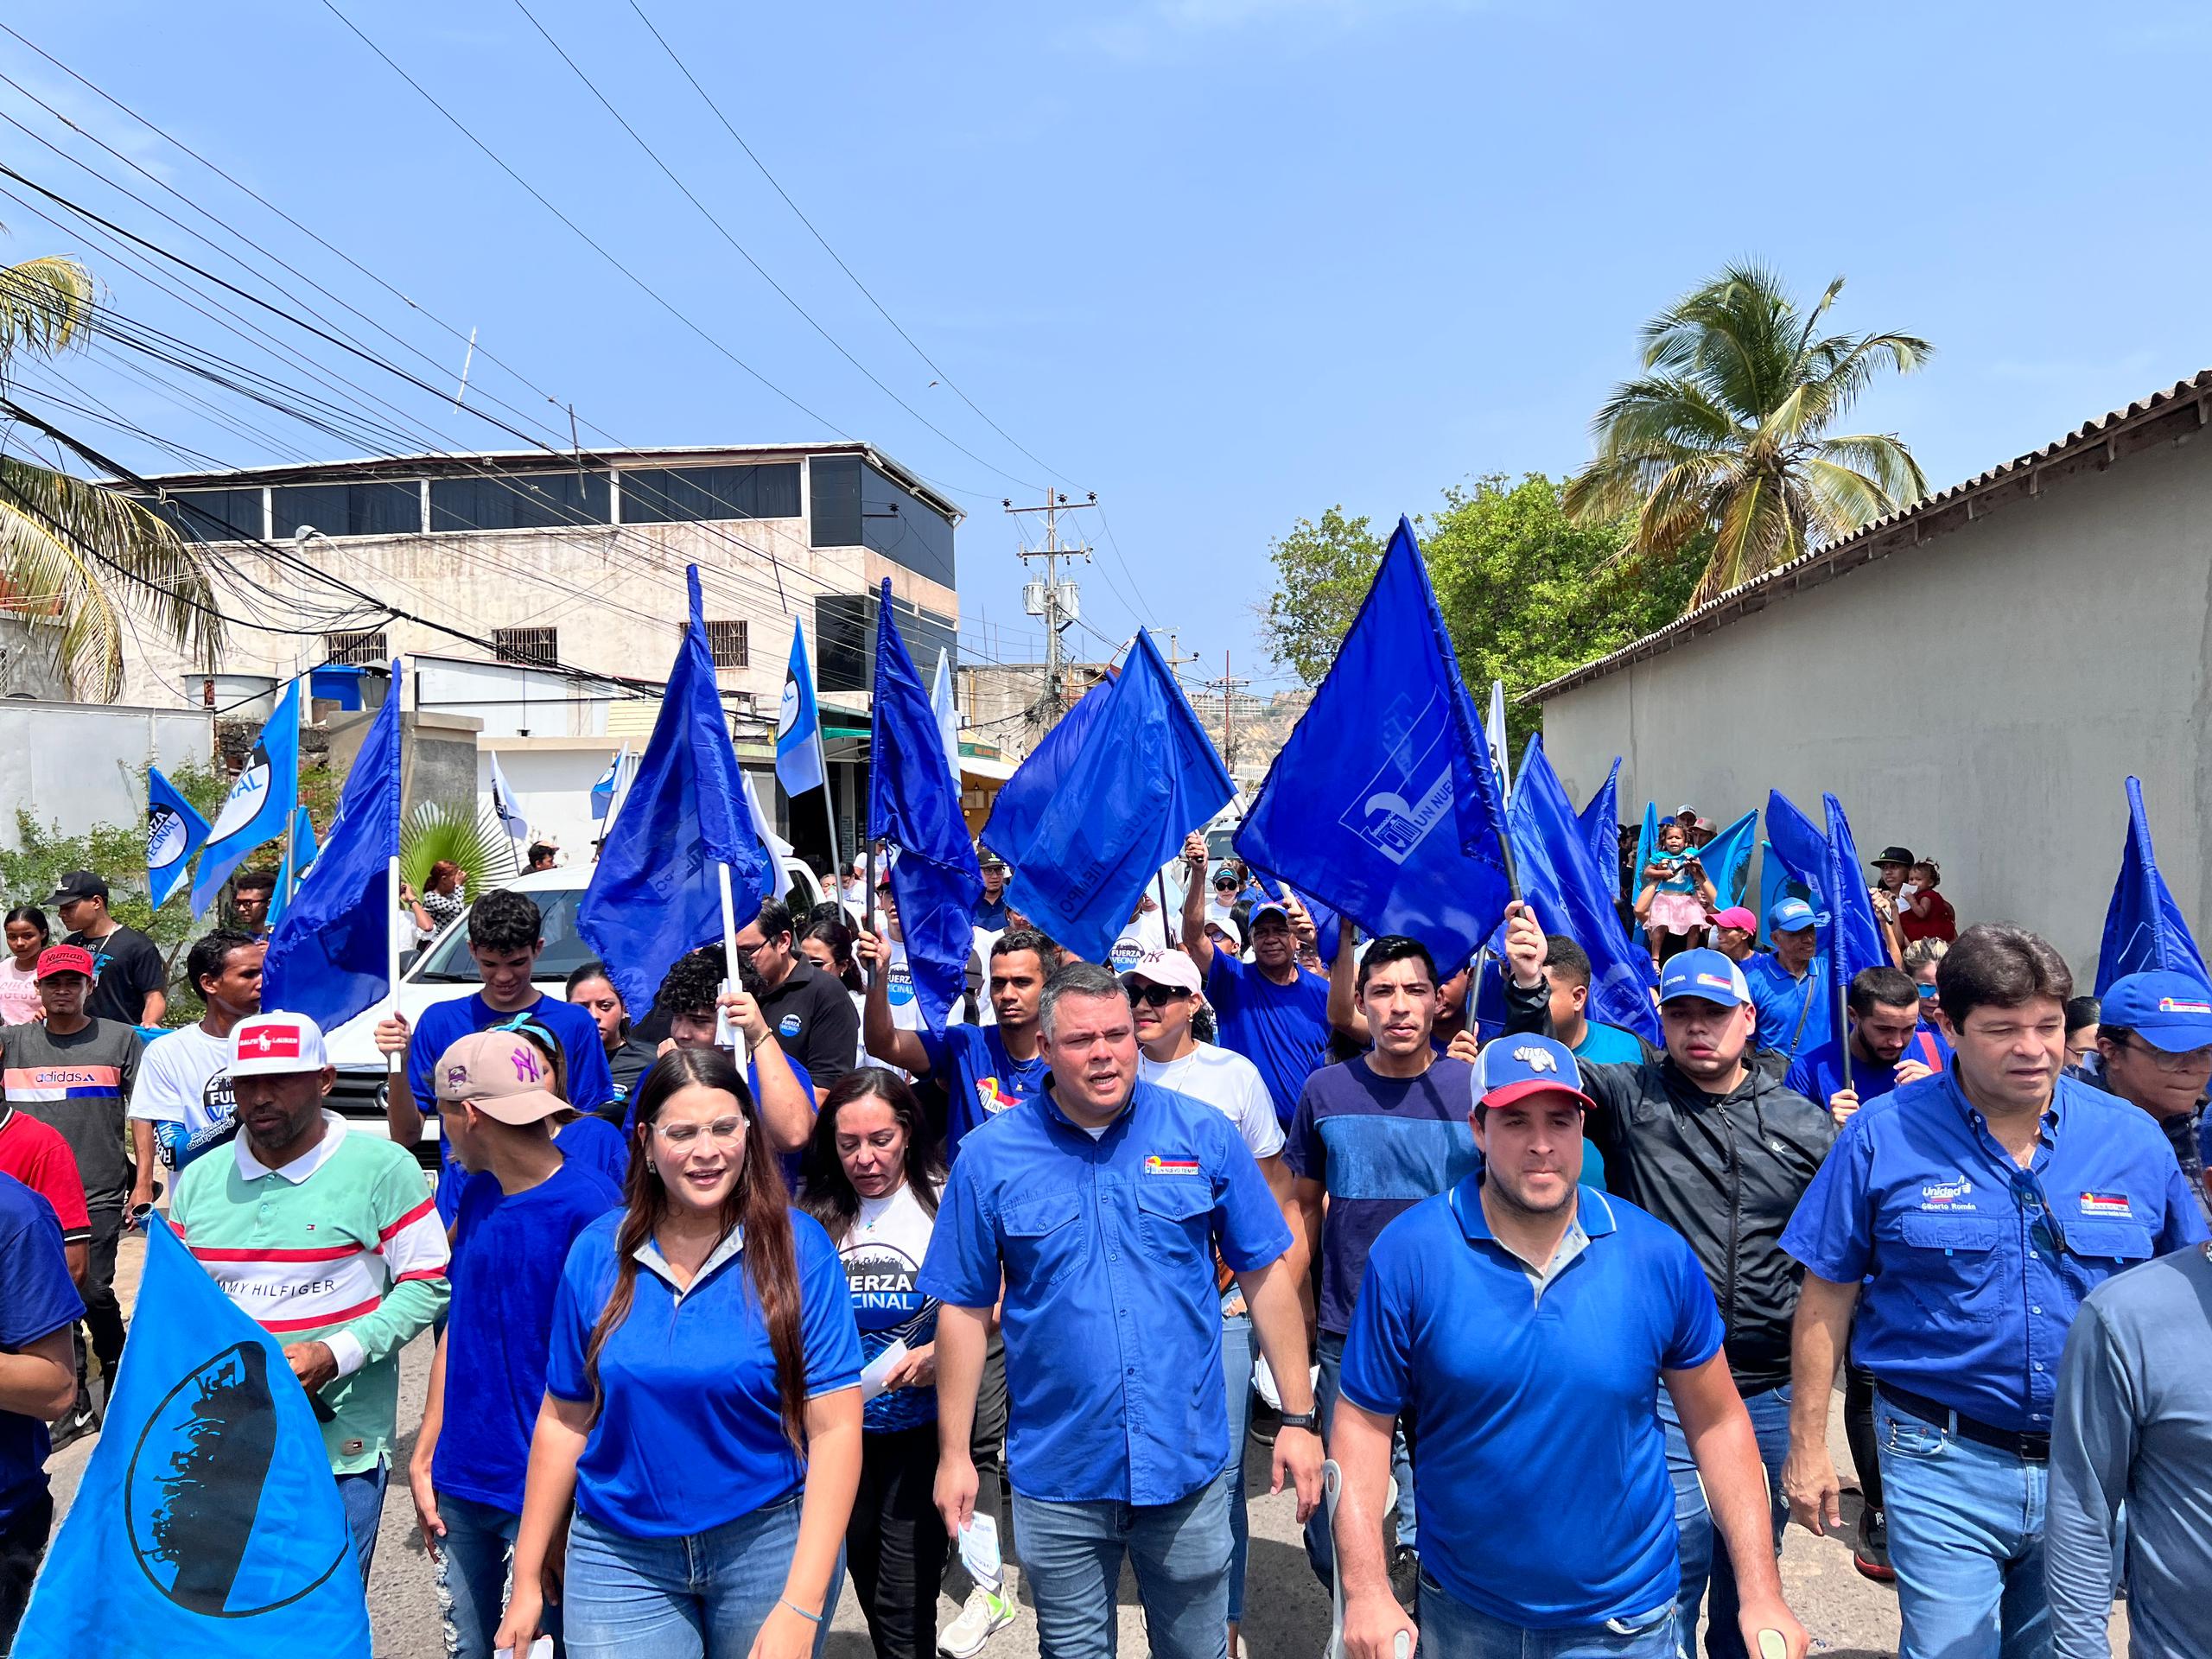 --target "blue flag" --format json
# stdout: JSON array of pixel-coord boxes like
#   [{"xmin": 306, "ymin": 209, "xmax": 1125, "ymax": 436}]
[
  {"xmin": 146, "ymin": 767, "xmax": 211, "ymax": 912},
  {"xmin": 980, "ymin": 677, "xmax": 1109, "ymax": 863},
  {"xmin": 1235, "ymin": 517, "xmax": 1511, "ymax": 969},
  {"xmin": 15, "ymin": 1217, "xmax": 372, "ymax": 1657},
  {"xmin": 1761, "ymin": 790, "xmax": 1845, "ymax": 1088},
  {"xmin": 998, "ymin": 632, "xmax": 1232, "ymax": 966},
  {"xmin": 1508, "ymin": 737, "xmax": 1660, "ymax": 1042},
  {"xmin": 261, "ymin": 670, "xmax": 401, "ymax": 1033},
  {"xmin": 581, "ymin": 569, "xmax": 776, "ymax": 1020},
  {"xmin": 1576, "ymin": 758, "xmax": 1623, "ymax": 900},
  {"xmin": 1785, "ymin": 792, "xmax": 1892, "ymax": 1096},
  {"xmin": 193, "ymin": 679, "xmax": 301, "ymax": 918},
  {"xmin": 868, "ymin": 582, "xmax": 981, "ymax": 1033},
  {"xmin": 2095, "ymin": 775, "xmax": 2209, "ymax": 993},
  {"xmin": 1696, "ymin": 809, "xmax": 1760, "ymax": 910},
  {"xmin": 1632, "ymin": 802, "xmax": 1662, "ymax": 905},
  {"xmin": 266, "ymin": 806, "xmax": 320, "ymax": 931},
  {"xmin": 588, "ymin": 743, "xmax": 629, "ymax": 823},
  {"xmin": 776, "ymin": 616, "xmax": 827, "ymax": 798}
]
